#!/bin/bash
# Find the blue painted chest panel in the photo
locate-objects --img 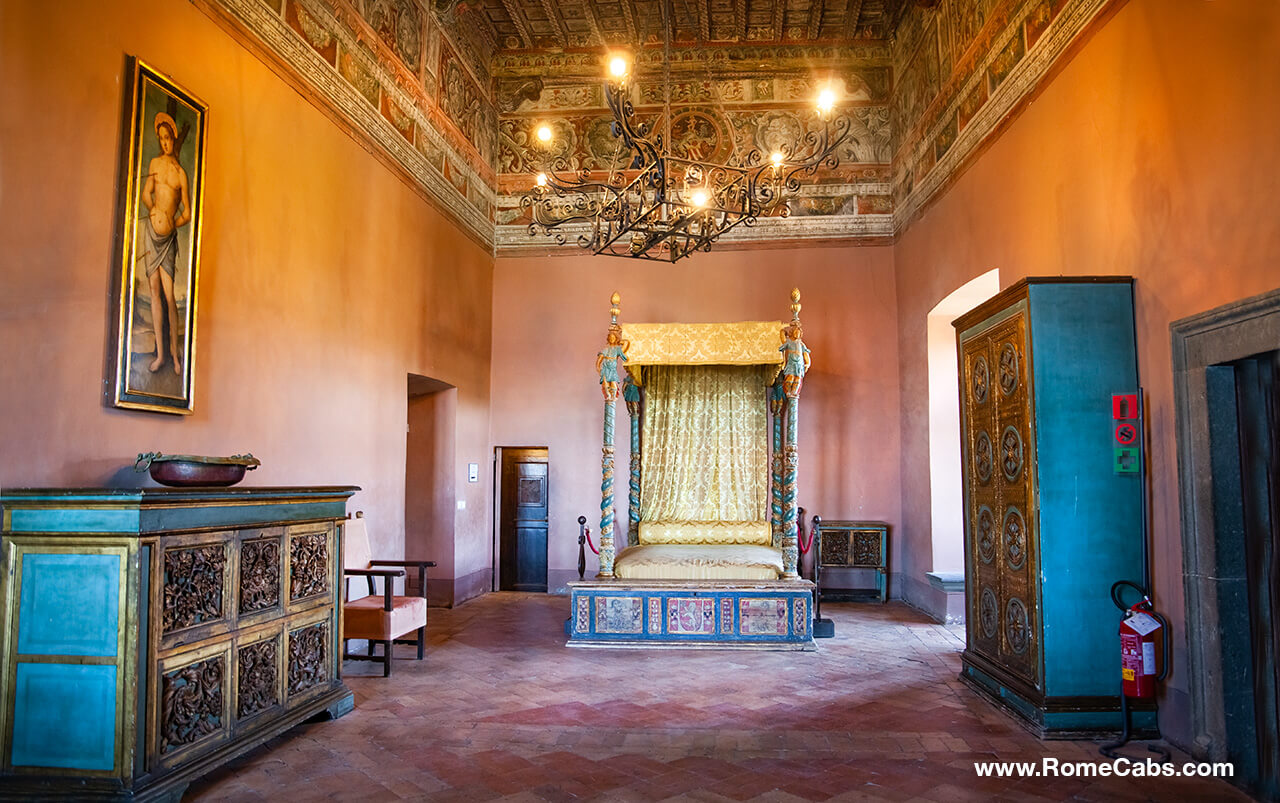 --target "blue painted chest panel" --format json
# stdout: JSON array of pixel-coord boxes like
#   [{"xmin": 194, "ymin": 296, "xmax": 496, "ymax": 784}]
[
  {"xmin": 17, "ymin": 552, "xmax": 121, "ymax": 657},
  {"xmin": 11, "ymin": 663, "xmax": 118, "ymax": 771}
]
